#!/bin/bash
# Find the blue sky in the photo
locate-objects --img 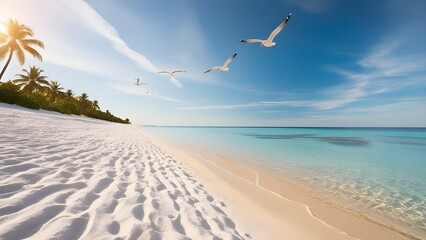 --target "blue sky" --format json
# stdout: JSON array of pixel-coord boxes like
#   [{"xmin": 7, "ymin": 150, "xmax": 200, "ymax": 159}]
[{"xmin": 1, "ymin": 0, "xmax": 425, "ymax": 126}]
